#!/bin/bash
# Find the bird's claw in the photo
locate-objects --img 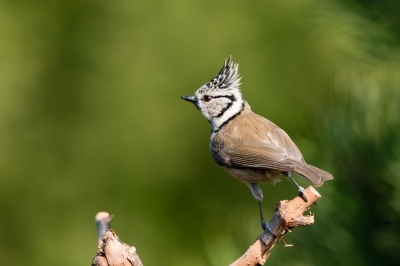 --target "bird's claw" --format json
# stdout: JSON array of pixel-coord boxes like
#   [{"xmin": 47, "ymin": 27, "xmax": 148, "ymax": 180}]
[
  {"xmin": 261, "ymin": 220, "xmax": 276, "ymax": 237},
  {"xmin": 298, "ymin": 186, "xmax": 308, "ymax": 202}
]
